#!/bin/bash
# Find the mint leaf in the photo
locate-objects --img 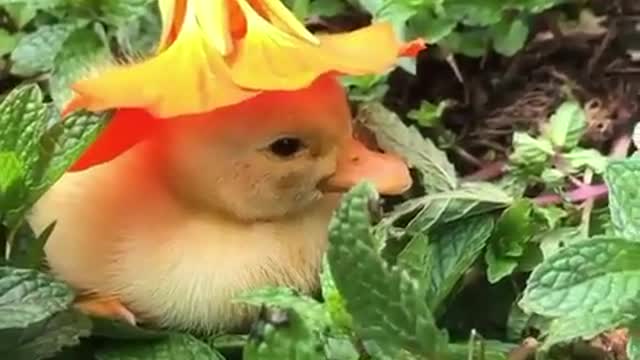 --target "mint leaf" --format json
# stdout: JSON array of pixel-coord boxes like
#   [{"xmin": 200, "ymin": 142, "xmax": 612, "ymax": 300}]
[
  {"xmin": 324, "ymin": 336, "xmax": 359, "ymax": 360},
  {"xmin": 244, "ymin": 309, "xmax": 324, "ymax": 360},
  {"xmin": 542, "ymin": 303, "xmax": 636, "ymax": 350},
  {"xmin": 387, "ymin": 182, "xmax": 511, "ymax": 233},
  {"xmin": 37, "ymin": 110, "xmax": 107, "ymax": 195},
  {"xmin": 356, "ymin": 102, "xmax": 457, "ymax": 192},
  {"xmin": 0, "ymin": 29, "xmax": 18, "ymax": 56},
  {"xmin": 605, "ymin": 158, "xmax": 640, "ymax": 240},
  {"xmin": 563, "ymin": 148, "xmax": 608, "ymax": 174},
  {"xmin": 89, "ymin": 317, "xmax": 167, "ymax": 340},
  {"xmin": 0, "ymin": 152, "xmax": 26, "ymax": 213},
  {"xmin": 0, "ymin": 84, "xmax": 48, "ymax": 185},
  {"xmin": 3, "ymin": 3, "xmax": 38, "ymax": 29},
  {"xmin": 396, "ymin": 233, "xmax": 431, "ymax": 288},
  {"xmin": 407, "ymin": 100, "xmax": 449, "ymax": 128},
  {"xmin": 428, "ymin": 215, "xmax": 494, "ymax": 311},
  {"xmin": 98, "ymin": 0, "xmax": 153, "ymax": 25},
  {"xmin": 520, "ymin": 237, "xmax": 640, "ymax": 317},
  {"xmin": 546, "ymin": 101, "xmax": 587, "ymax": 150},
  {"xmin": 485, "ymin": 199, "xmax": 537, "ymax": 283},
  {"xmin": 1, "ymin": 309, "xmax": 92, "ymax": 360},
  {"xmin": 328, "ymin": 182, "xmax": 447, "ymax": 358},
  {"xmin": 492, "ymin": 17, "xmax": 529, "ymax": 56},
  {"xmin": 50, "ymin": 26, "xmax": 111, "ymax": 110},
  {"xmin": 0, "ymin": 266, "xmax": 74, "ymax": 330},
  {"xmin": 8, "ymin": 221, "xmax": 54, "ymax": 270},
  {"xmin": 235, "ymin": 286, "xmax": 330, "ymax": 329},
  {"xmin": 96, "ymin": 334, "xmax": 223, "ymax": 360},
  {"xmin": 10, "ymin": 23, "xmax": 79, "ymax": 76},
  {"xmin": 408, "ymin": 10, "xmax": 457, "ymax": 43},
  {"xmin": 320, "ymin": 258, "xmax": 352, "ymax": 334},
  {"xmin": 509, "ymin": 132, "xmax": 553, "ymax": 166}
]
